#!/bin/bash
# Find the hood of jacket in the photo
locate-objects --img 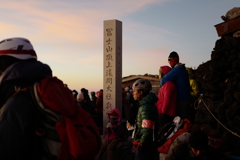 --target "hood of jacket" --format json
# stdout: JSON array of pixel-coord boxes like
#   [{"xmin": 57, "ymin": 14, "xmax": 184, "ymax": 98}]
[
  {"xmin": 108, "ymin": 108, "xmax": 121, "ymax": 122},
  {"xmin": 186, "ymin": 67, "xmax": 193, "ymax": 79},
  {"xmin": 174, "ymin": 62, "xmax": 185, "ymax": 68},
  {"xmin": 160, "ymin": 66, "xmax": 171, "ymax": 76},
  {"xmin": 0, "ymin": 60, "xmax": 52, "ymax": 108},
  {"xmin": 0, "ymin": 60, "xmax": 52, "ymax": 86}
]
